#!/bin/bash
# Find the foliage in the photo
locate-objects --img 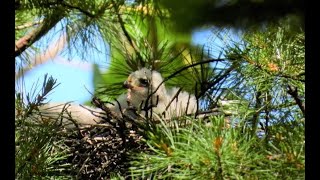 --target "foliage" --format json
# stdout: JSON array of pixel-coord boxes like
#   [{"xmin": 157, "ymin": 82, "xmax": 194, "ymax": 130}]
[
  {"xmin": 124, "ymin": 17, "xmax": 305, "ymax": 179},
  {"xmin": 93, "ymin": 2, "xmax": 215, "ymax": 101},
  {"xmin": 130, "ymin": 116, "xmax": 304, "ymax": 179},
  {"xmin": 223, "ymin": 24, "xmax": 305, "ymax": 137},
  {"xmin": 15, "ymin": 75, "xmax": 73, "ymax": 179},
  {"xmin": 158, "ymin": 0, "xmax": 304, "ymax": 32}
]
